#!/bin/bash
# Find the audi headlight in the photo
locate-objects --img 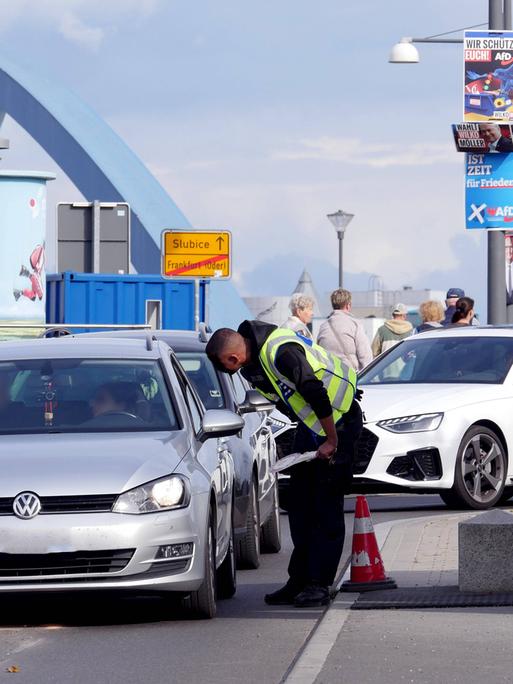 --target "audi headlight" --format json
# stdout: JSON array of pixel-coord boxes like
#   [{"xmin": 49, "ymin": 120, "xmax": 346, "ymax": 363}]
[
  {"xmin": 377, "ymin": 413, "xmax": 443, "ymax": 433},
  {"xmin": 112, "ymin": 475, "xmax": 190, "ymax": 514}
]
